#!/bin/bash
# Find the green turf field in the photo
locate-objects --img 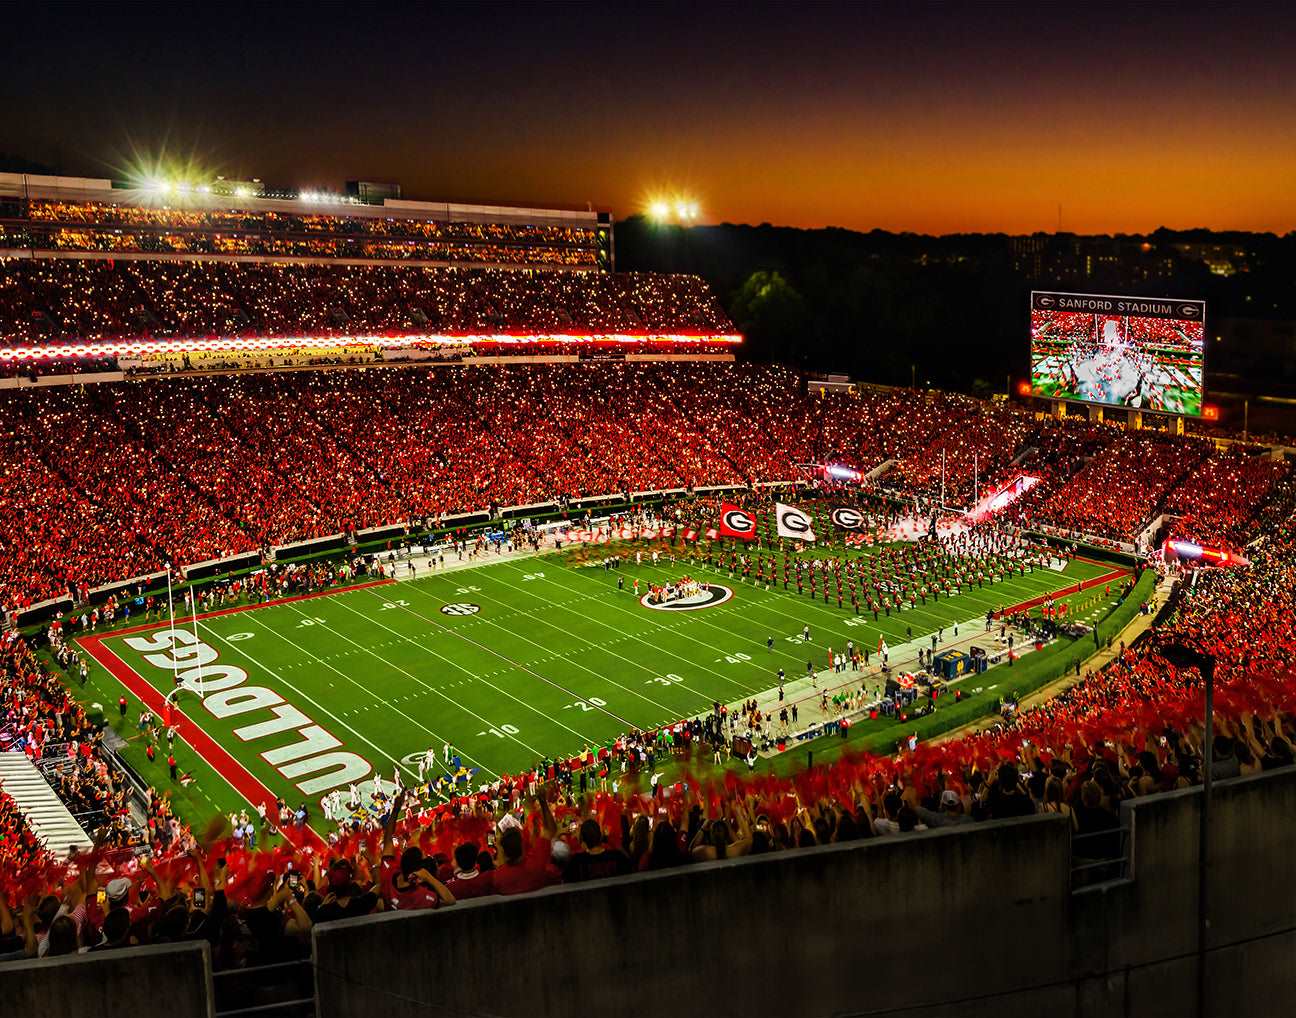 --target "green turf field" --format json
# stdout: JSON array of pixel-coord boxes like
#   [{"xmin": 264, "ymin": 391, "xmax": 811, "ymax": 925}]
[{"xmin": 74, "ymin": 547, "xmax": 1118, "ymax": 834}]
